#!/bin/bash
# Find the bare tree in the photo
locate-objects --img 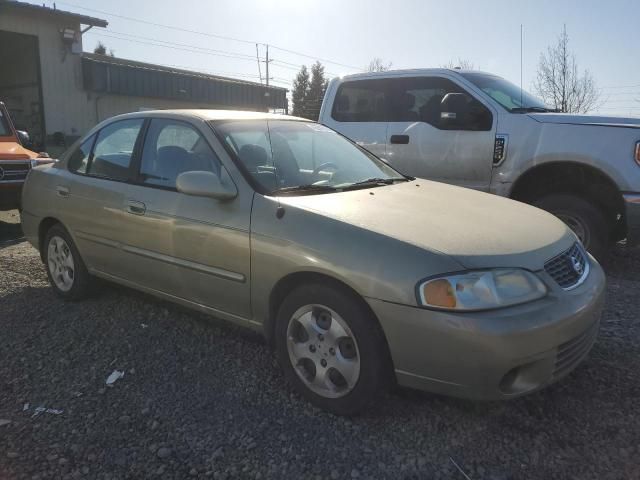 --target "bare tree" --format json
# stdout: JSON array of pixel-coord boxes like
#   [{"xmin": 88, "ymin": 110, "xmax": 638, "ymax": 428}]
[
  {"xmin": 533, "ymin": 26, "xmax": 599, "ymax": 113},
  {"xmin": 441, "ymin": 58, "xmax": 475, "ymax": 70},
  {"xmin": 367, "ymin": 57, "xmax": 392, "ymax": 72}
]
